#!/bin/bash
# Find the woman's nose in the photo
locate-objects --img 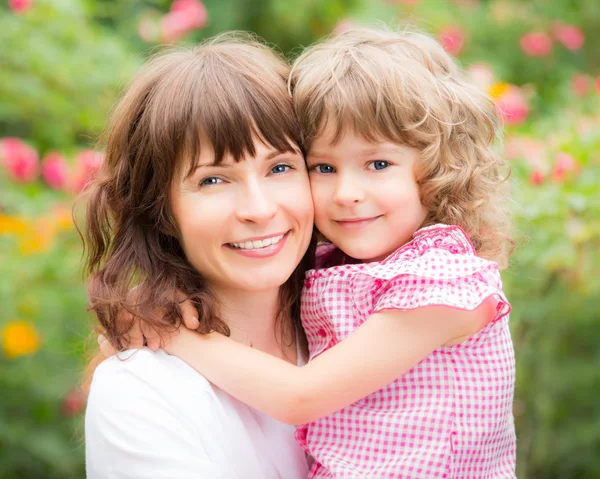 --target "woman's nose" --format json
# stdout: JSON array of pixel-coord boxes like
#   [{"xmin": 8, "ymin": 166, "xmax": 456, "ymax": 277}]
[
  {"xmin": 236, "ymin": 179, "xmax": 278, "ymax": 223},
  {"xmin": 333, "ymin": 173, "xmax": 365, "ymax": 206}
]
